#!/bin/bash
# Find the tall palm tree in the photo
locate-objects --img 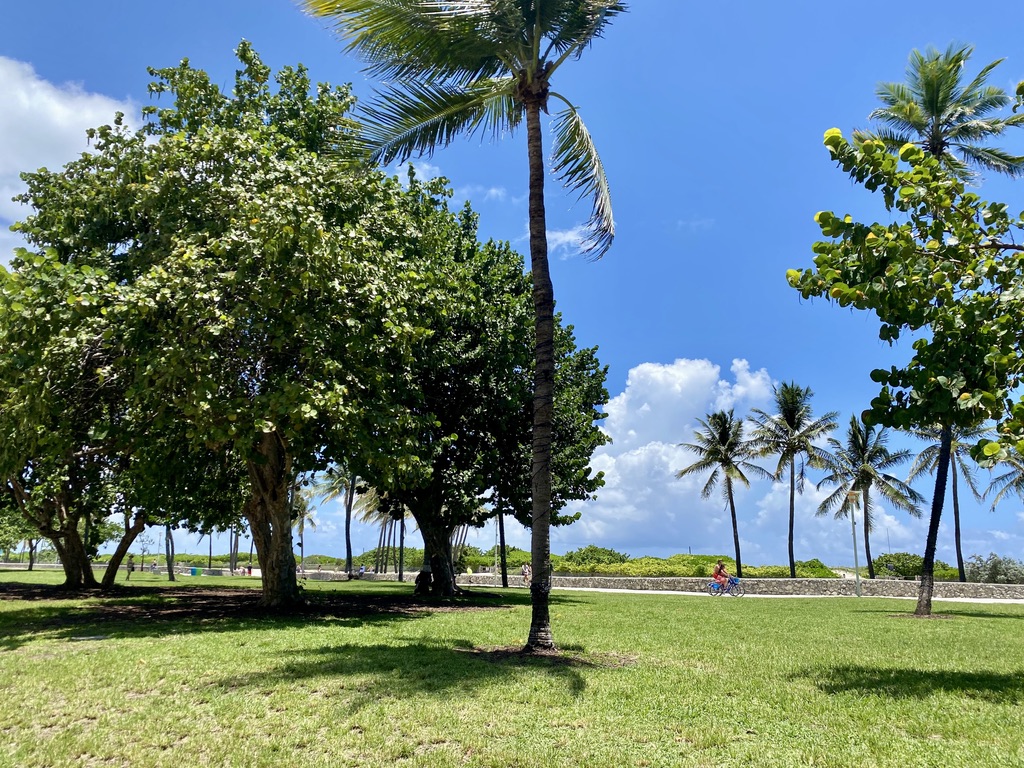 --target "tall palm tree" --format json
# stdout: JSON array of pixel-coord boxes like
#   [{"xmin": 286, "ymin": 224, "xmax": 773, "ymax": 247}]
[
  {"xmin": 750, "ymin": 383, "xmax": 838, "ymax": 578},
  {"xmin": 676, "ymin": 410, "xmax": 770, "ymax": 578},
  {"xmin": 304, "ymin": 0, "xmax": 625, "ymax": 650},
  {"xmin": 908, "ymin": 424, "xmax": 989, "ymax": 582},
  {"xmin": 291, "ymin": 489, "xmax": 317, "ymax": 569},
  {"xmin": 854, "ymin": 44, "xmax": 1024, "ymax": 181},
  {"xmin": 816, "ymin": 415, "xmax": 924, "ymax": 579},
  {"xmin": 313, "ymin": 467, "xmax": 359, "ymax": 574},
  {"xmin": 856, "ymin": 45, "xmax": 1021, "ymax": 615}
]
